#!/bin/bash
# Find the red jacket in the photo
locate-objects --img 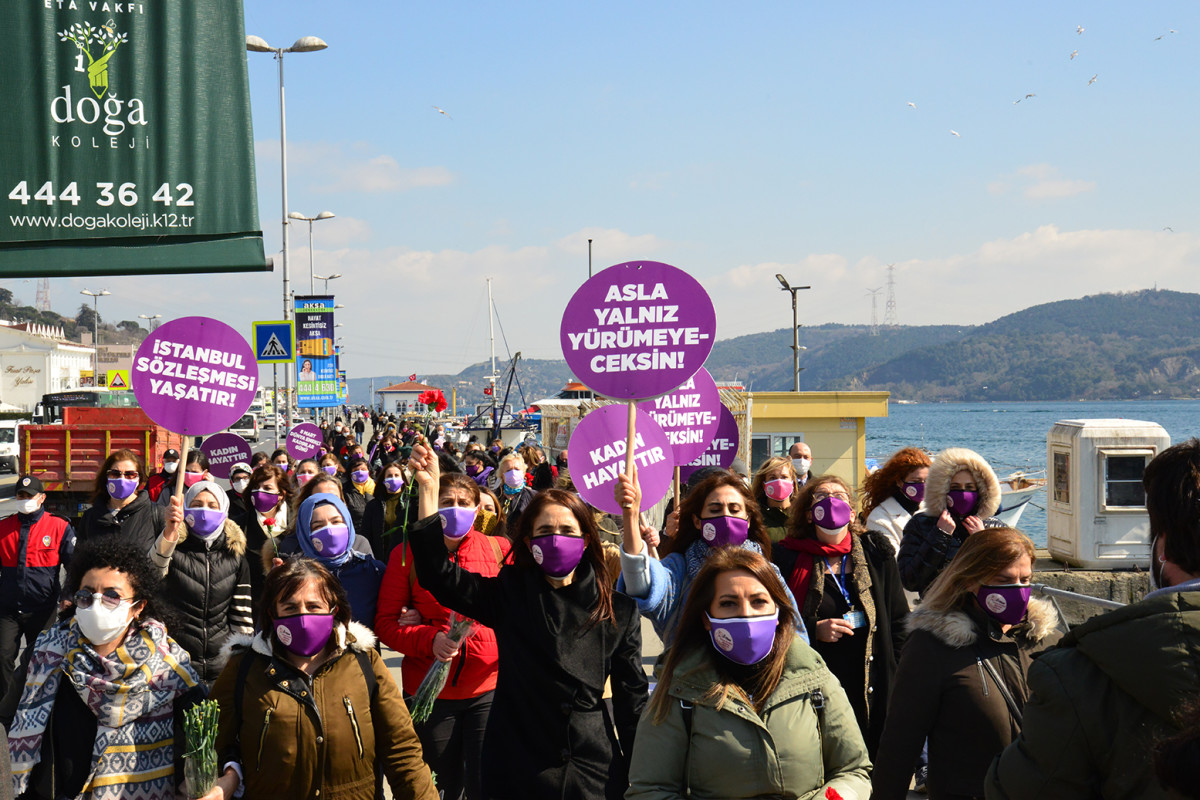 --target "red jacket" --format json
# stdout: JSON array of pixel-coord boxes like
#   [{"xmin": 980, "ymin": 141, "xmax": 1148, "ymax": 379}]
[{"xmin": 375, "ymin": 529, "xmax": 509, "ymax": 699}]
